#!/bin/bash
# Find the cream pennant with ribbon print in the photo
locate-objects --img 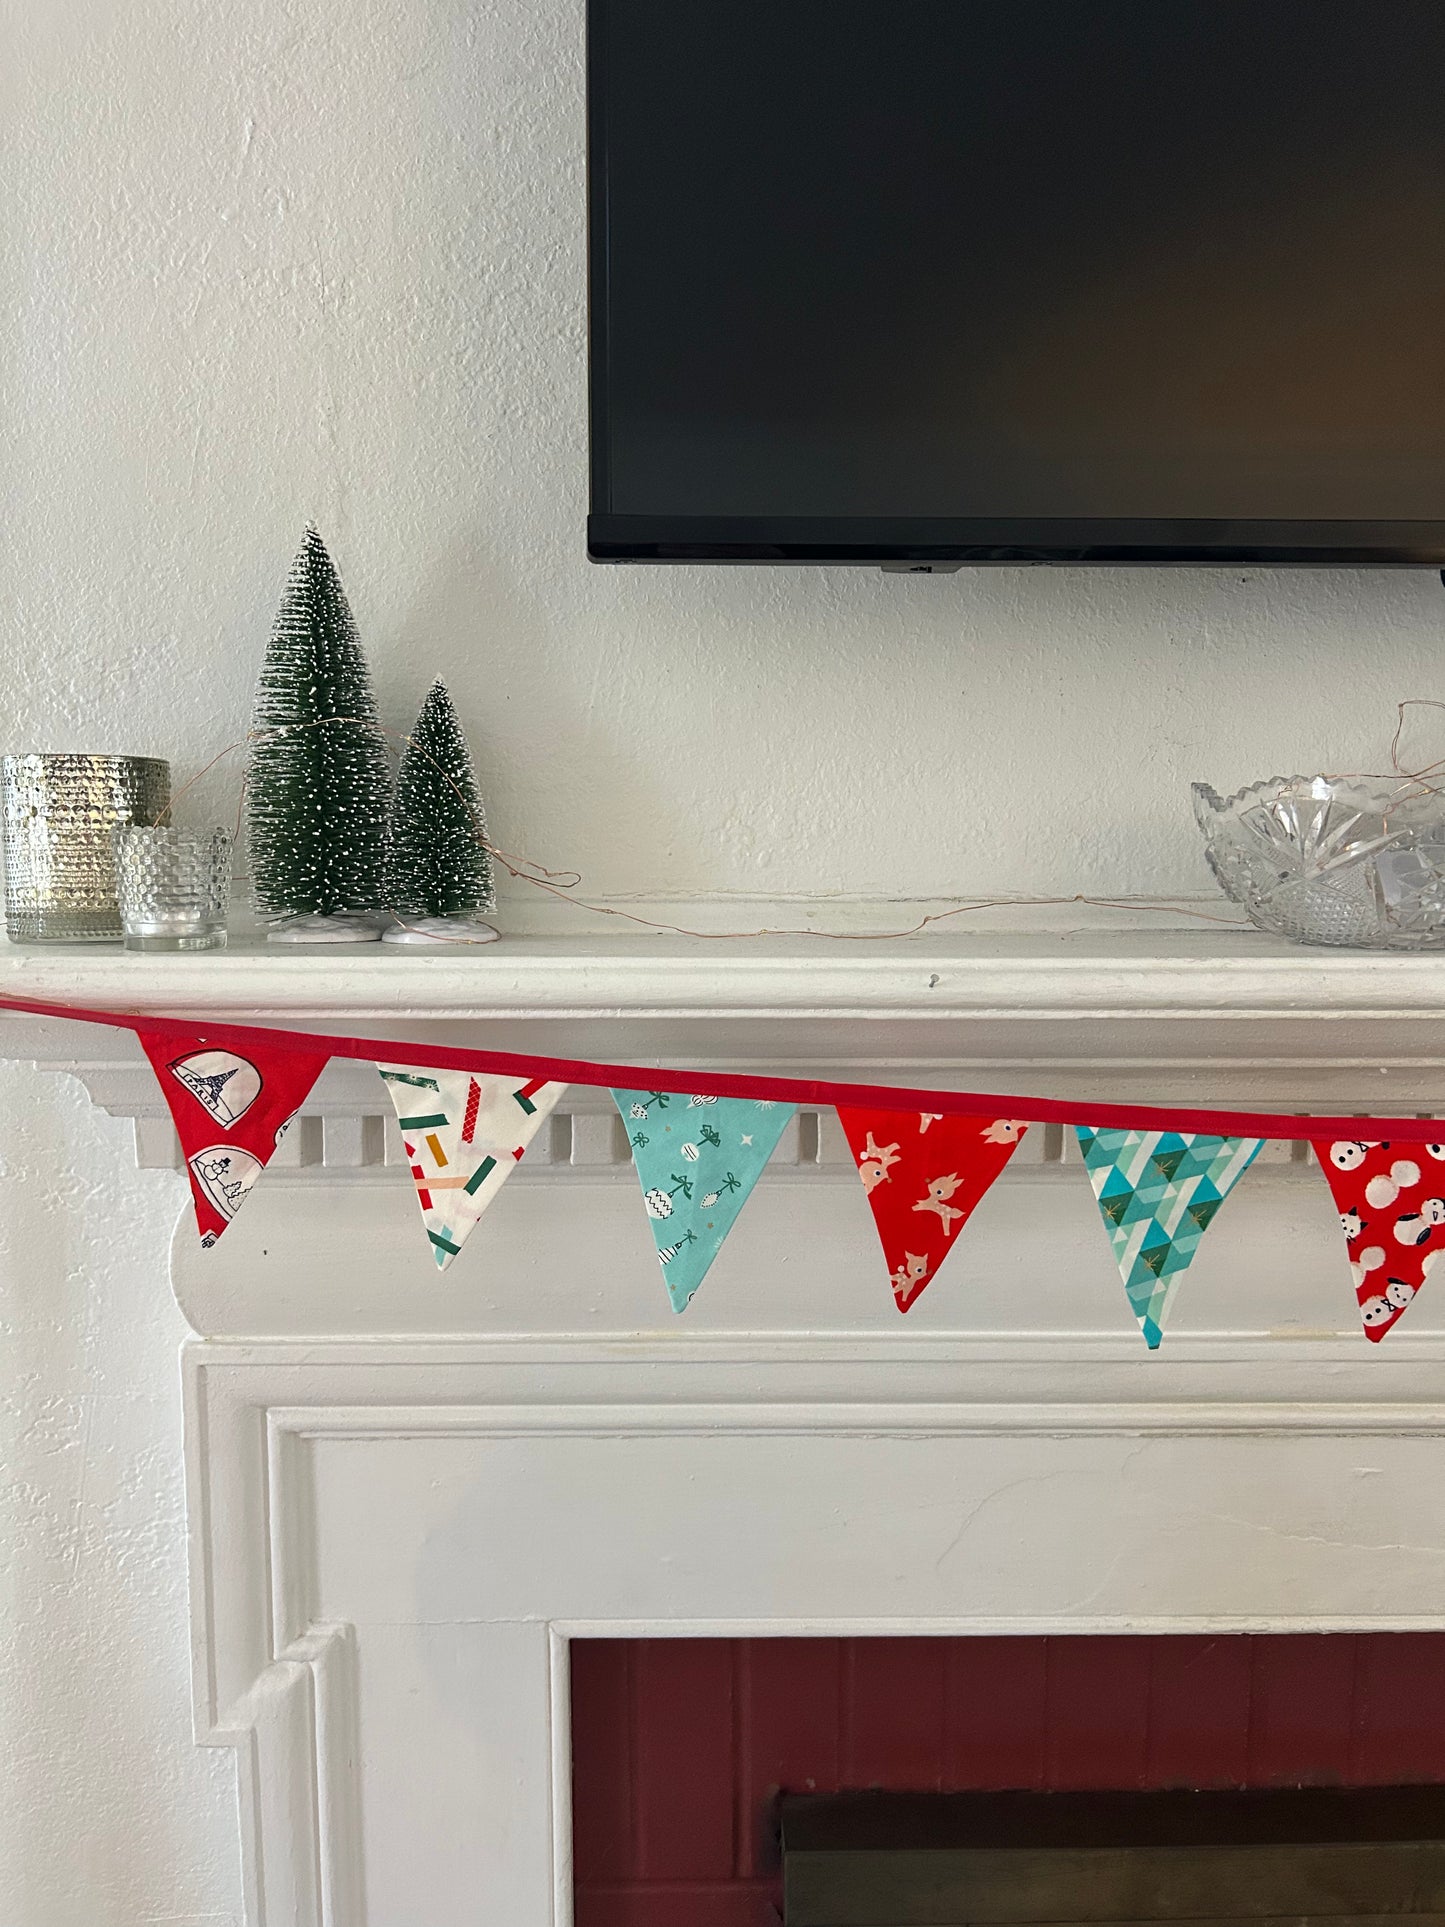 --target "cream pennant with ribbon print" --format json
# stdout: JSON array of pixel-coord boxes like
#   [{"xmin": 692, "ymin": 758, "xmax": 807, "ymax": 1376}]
[{"xmin": 378, "ymin": 1064, "xmax": 566, "ymax": 1268}]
